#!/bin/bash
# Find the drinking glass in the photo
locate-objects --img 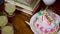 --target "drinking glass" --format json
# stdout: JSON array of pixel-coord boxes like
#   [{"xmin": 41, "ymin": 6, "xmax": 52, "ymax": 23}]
[
  {"xmin": 0, "ymin": 16, "xmax": 8, "ymax": 27},
  {"xmin": 5, "ymin": 3, "xmax": 16, "ymax": 17}
]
